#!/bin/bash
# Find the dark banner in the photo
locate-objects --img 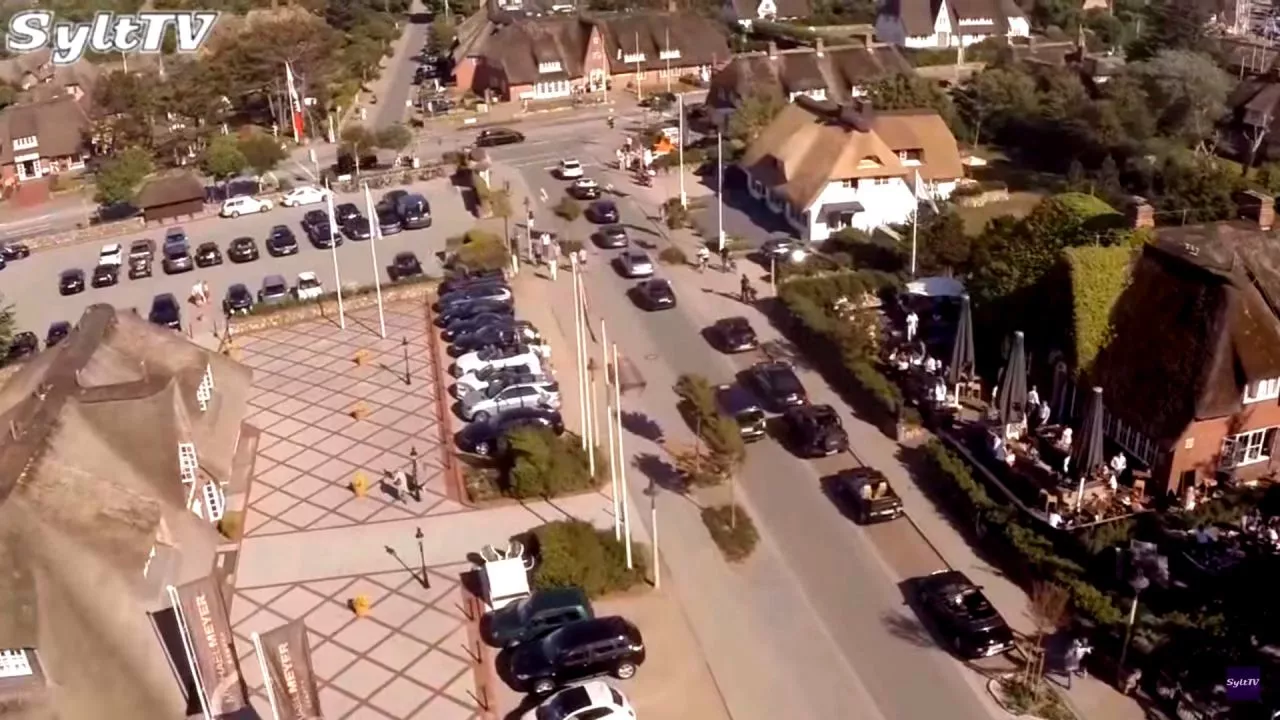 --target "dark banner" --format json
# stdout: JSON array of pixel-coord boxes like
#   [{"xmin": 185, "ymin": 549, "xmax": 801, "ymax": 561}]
[
  {"xmin": 173, "ymin": 577, "xmax": 248, "ymax": 716},
  {"xmin": 258, "ymin": 619, "xmax": 323, "ymax": 720}
]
